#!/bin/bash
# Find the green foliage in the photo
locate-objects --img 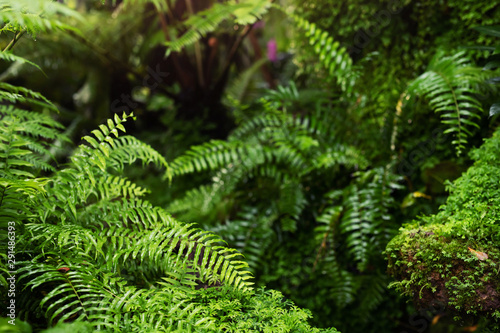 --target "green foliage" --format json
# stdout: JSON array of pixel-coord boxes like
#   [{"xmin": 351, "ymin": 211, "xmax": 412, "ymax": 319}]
[
  {"xmin": 386, "ymin": 127, "xmax": 500, "ymax": 325},
  {"xmin": 0, "ymin": 107, "xmax": 335, "ymax": 331},
  {"xmin": 1, "ymin": 0, "xmax": 499, "ymax": 332},
  {"xmin": 0, "ymin": 40, "xmax": 334, "ymax": 331},
  {"xmin": 407, "ymin": 51, "xmax": 495, "ymax": 155},
  {"xmin": 0, "ymin": 111, "xmax": 256, "ymax": 329},
  {"xmin": 1, "ymin": 287, "xmax": 339, "ymax": 332},
  {"xmin": 0, "ymin": 0, "xmax": 82, "ymax": 36},
  {"xmin": 182, "ymin": 286, "xmax": 339, "ymax": 333},
  {"xmin": 165, "ymin": 0, "xmax": 271, "ymax": 54},
  {"xmin": 0, "ymin": 69, "xmax": 66, "ymax": 238},
  {"xmin": 167, "ymin": 83, "xmax": 411, "ymax": 331},
  {"xmin": 474, "ymin": 26, "xmax": 500, "ymax": 118},
  {"xmin": 286, "ymin": 13, "xmax": 356, "ymax": 92},
  {"xmin": 292, "ymin": 0, "xmax": 499, "ymax": 156},
  {"xmin": 336, "ymin": 167, "xmax": 403, "ymax": 271}
]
